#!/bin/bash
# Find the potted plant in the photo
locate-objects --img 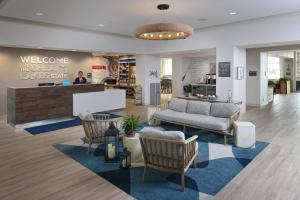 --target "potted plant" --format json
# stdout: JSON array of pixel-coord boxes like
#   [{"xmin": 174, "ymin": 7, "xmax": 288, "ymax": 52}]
[
  {"xmin": 268, "ymin": 80, "xmax": 275, "ymax": 88},
  {"xmin": 122, "ymin": 114, "xmax": 140, "ymax": 137},
  {"xmin": 183, "ymin": 84, "xmax": 192, "ymax": 97},
  {"xmin": 279, "ymin": 77, "xmax": 291, "ymax": 94}
]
